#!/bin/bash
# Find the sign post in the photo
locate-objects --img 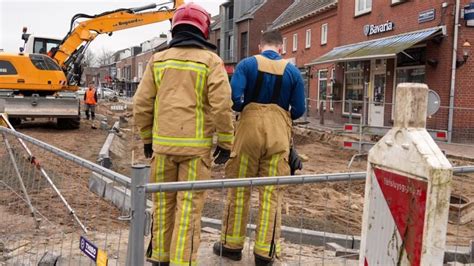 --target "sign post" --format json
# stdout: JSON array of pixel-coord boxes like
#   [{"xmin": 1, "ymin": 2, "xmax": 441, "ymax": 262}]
[
  {"xmin": 359, "ymin": 83, "xmax": 452, "ymax": 265},
  {"xmin": 80, "ymin": 236, "xmax": 108, "ymax": 266}
]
